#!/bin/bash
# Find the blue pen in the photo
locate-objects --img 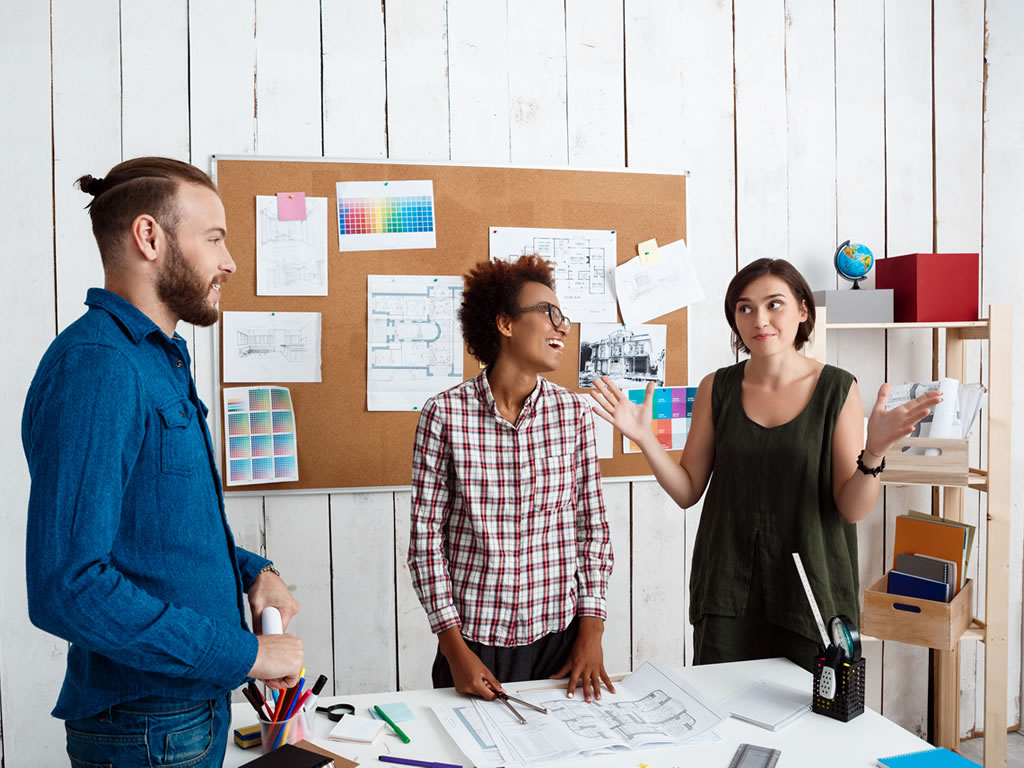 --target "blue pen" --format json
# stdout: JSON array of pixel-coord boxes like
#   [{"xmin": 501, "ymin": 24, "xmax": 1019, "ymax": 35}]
[{"xmin": 378, "ymin": 756, "xmax": 462, "ymax": 768}]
